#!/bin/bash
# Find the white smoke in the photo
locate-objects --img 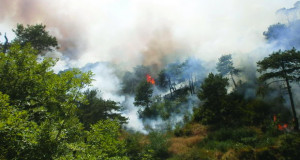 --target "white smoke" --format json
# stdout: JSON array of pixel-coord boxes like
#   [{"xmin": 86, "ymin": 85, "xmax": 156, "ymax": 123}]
[
  {"xmin": 1, "ymin": 0, "xmax": 299, "ymax": 131},
  {"xmin": 121, "ymin": 96, "xmax": 146, "ymax": 133}
]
